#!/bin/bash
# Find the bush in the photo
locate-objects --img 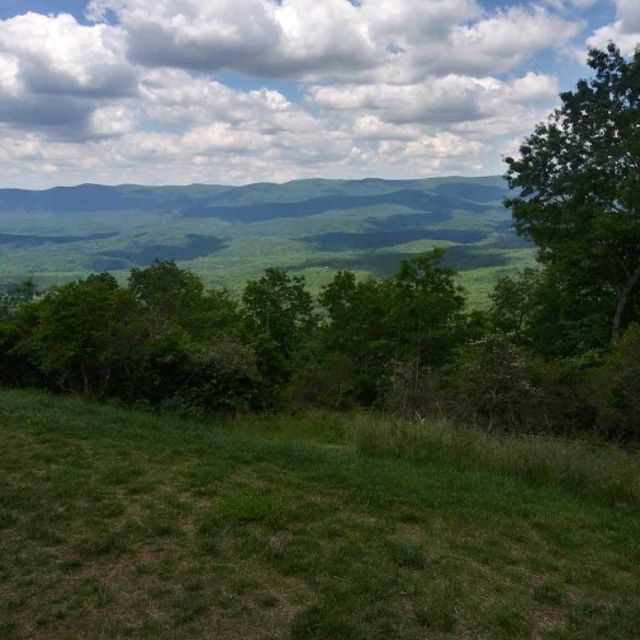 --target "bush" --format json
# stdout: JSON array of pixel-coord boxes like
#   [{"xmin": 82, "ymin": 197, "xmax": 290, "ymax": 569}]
[
  {"xmin": 526, "ymin": 354, "xmax": 598, "ymax": 435},
  {"xmin": 167, "ymin": 339, "xmax": 259, "ymax": 416},
  {"xmin": 0, "ymin": 315, "xmax": 45, "ymax": 389},
  {"xmin": 13, "ymin": 274, "xmax": 144, "ymax": 397},
  {"xmin": 123, "ymin": 330, "xmax": 192, "ymax": 405},
  {"xmin": 286, "ymin": 352, "xmax": 355, "ymax": 410},
  {"xmin": 384, "ymin": 360, "xmax": 452, "ymax": 419},
  {"xmin": 592, "ymin": 324, "xmax": 640, "ymax": 442},
  {"xmin": 452, "ymin": 334, "xmax": 539, "ymax": 431}
]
